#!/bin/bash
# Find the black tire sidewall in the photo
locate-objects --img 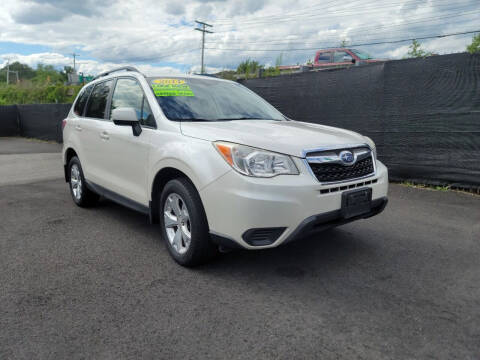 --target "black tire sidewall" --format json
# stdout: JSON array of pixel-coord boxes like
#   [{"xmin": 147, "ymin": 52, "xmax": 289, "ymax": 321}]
[
  {"xmin": 159, "ymin": 178, "xmax": 213, "ymax": 266},
  {"xmin": 68, "ymin": 157, "xmax": 86, "ymax": 206},
  {"xmin": 68, "ymin": 156, "xmax": 99, "ymax": 207}
]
